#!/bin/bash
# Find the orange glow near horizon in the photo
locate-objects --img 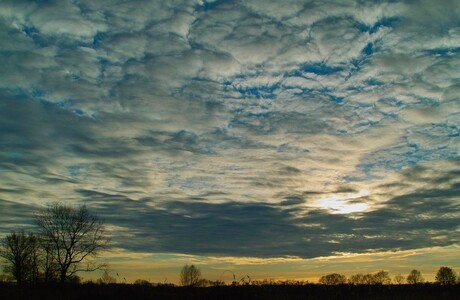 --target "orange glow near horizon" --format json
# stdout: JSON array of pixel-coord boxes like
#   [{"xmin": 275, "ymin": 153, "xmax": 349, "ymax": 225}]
[{"xmin": 85, "ymin": 244, "xmax": 460, "ymax": 284}]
